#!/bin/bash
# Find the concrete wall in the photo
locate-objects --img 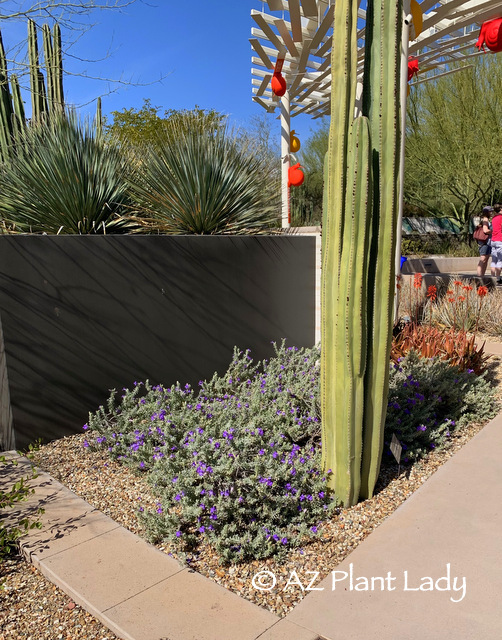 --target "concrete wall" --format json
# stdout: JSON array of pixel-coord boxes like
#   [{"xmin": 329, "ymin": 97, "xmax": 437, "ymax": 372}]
[{"xmin": 0, "ymin": 235, "xmax": 315, "ymax": 450}]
